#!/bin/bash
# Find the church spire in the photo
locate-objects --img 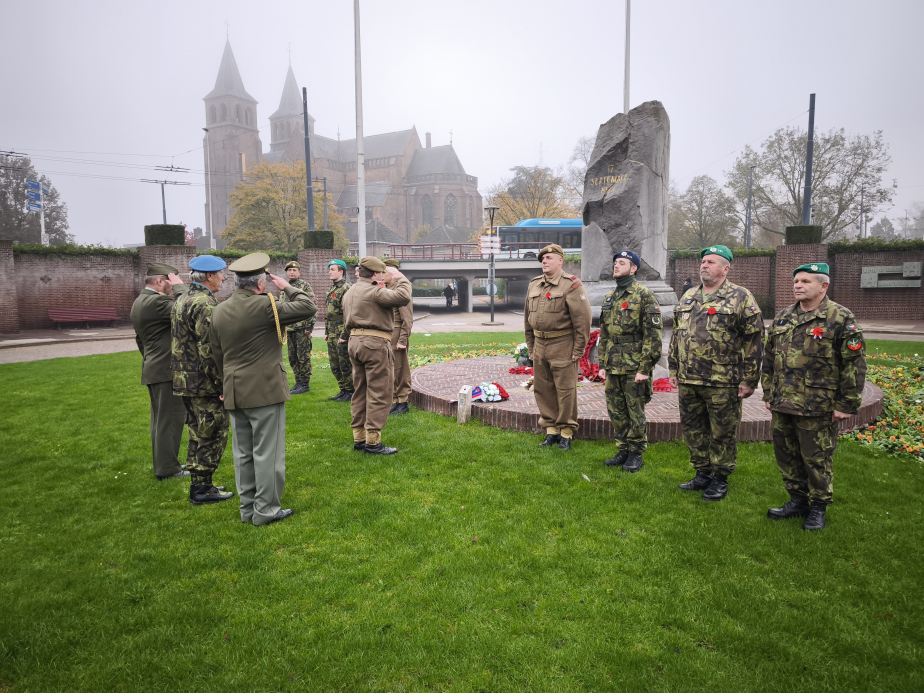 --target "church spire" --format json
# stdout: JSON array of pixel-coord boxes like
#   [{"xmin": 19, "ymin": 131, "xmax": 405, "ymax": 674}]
[
  {"xmin": 271, "ymin": 64, "xmax": 310, "ymax": 120},
  {"xmin": 204, "ymin": 39, "xmax": 257, "ymax": 103}
]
